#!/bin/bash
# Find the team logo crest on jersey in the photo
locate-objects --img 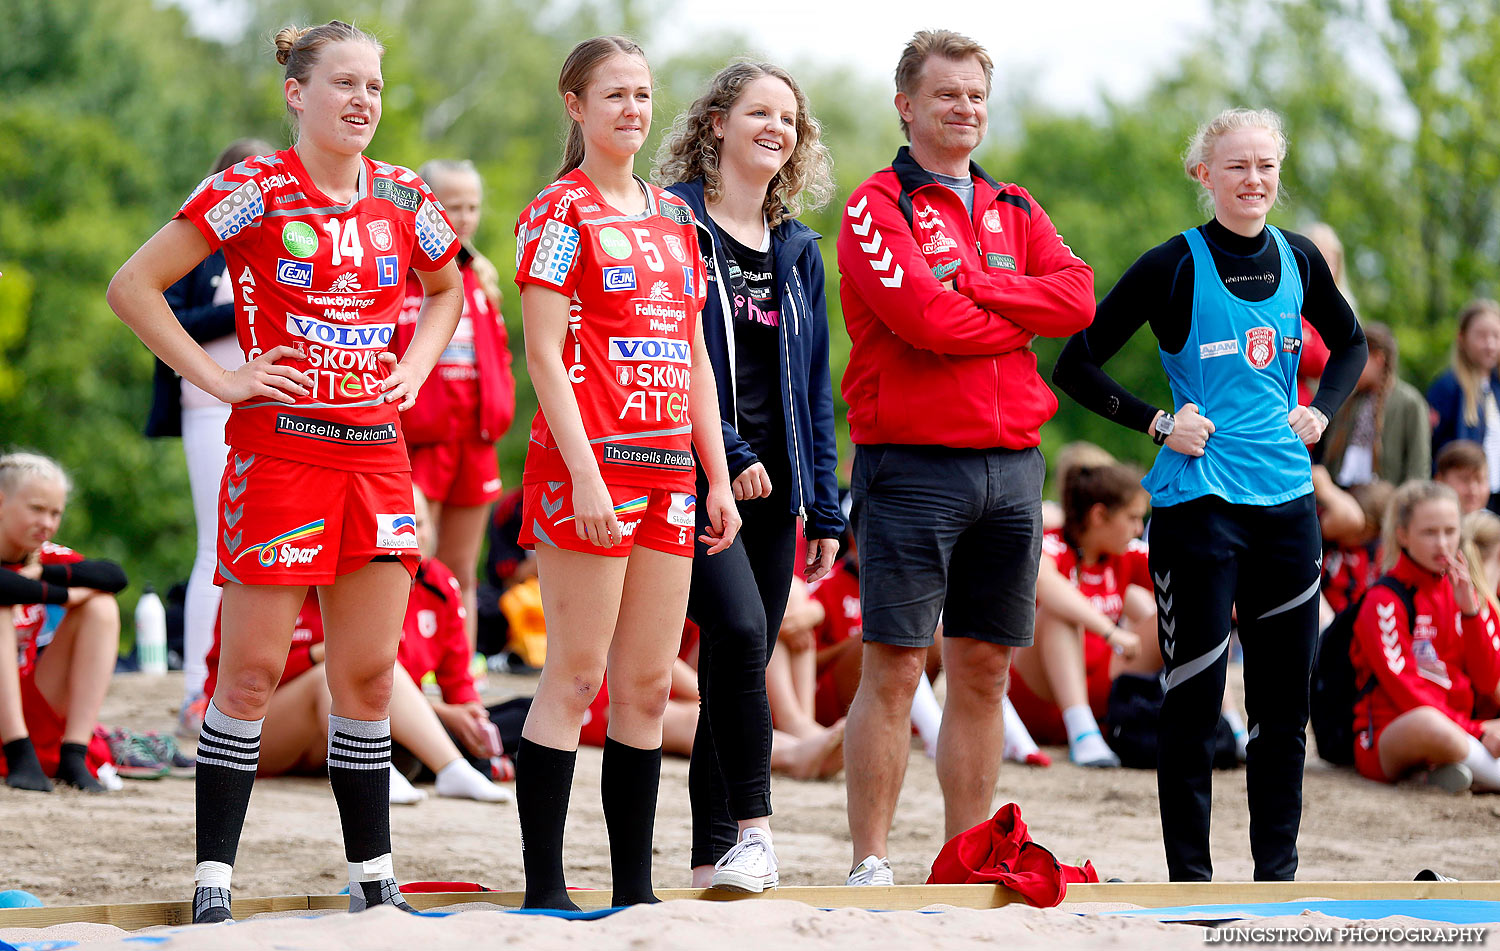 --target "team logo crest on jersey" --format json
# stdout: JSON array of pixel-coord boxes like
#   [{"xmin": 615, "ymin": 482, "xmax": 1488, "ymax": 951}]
[
  {"xmin": 617, "ymin": 366, "xmax": 633, "ymax": 385},
  {"xmin": 1244, "ymin": 326, "xmax": 1277, "ymax": 370},
  {"xmin": 983, "ymin": 209, "xmax": 1003, "ymax": 233},
  {"xmin": 663, "ymin": 234, "xmax": 687, "ymax": 263},
  {"xmin": 366, "ymin": 220, "xmax": 393, "ymax": 252}
]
